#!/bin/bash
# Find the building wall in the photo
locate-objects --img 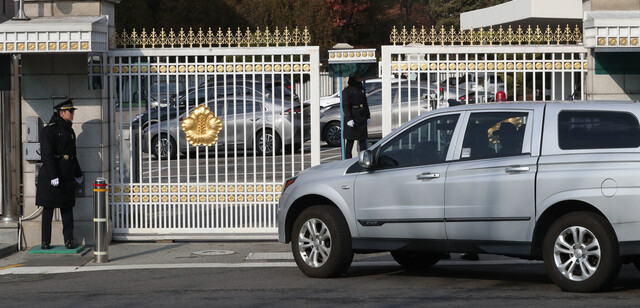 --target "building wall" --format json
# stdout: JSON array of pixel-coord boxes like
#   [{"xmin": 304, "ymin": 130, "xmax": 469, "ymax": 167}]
[
  {"xmin": 1, "ymin": 0, "xmax": 15, "ymax": 22},
  {"xmin": 584, "ymin": 0, "xmax": 640, "ymax": 101},
  {"xmin": 588, "ymin": 0, "xmax": 640, "ymax": 11}
]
